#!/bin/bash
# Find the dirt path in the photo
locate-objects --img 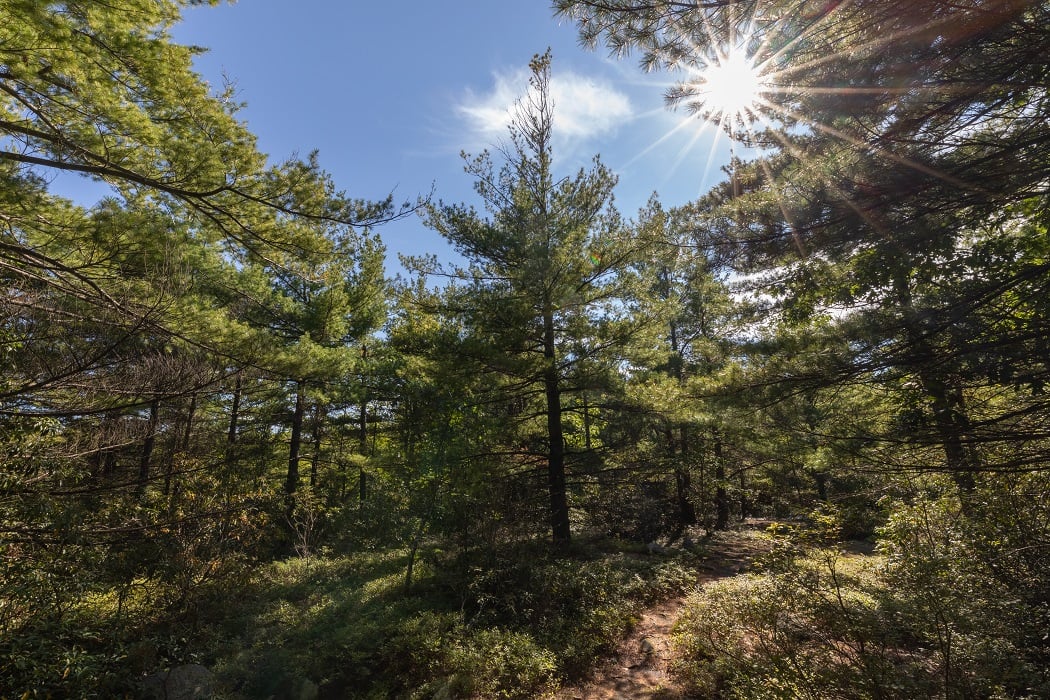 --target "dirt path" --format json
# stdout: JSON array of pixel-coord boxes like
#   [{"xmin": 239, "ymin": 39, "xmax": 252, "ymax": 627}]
[{"xmin": 554, "ymin": 524, "xmax": 772, "ymax": 700}]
